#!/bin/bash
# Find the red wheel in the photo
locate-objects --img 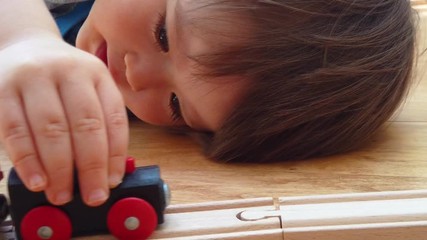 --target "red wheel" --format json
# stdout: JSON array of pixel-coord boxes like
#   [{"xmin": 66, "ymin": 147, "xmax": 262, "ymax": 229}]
[
  {"xmin": 21, "ymin": 206, "xmax": 72, "ymax": 240},
  {"xmin": 107, "ymin": 197, "xmax": 157, "ymax": 240}
]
